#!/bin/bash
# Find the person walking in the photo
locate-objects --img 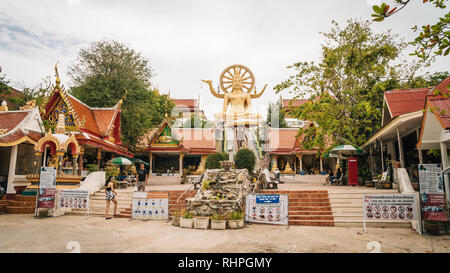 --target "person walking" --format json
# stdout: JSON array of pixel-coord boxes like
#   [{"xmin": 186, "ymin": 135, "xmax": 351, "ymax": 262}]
[
  {"xmin": 137, "ymin": 163, "xmax": 148, "ymax": 191},
  {"xmin": 105, "ymin": 176, "xmax": 118, "ymax": 219}
]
